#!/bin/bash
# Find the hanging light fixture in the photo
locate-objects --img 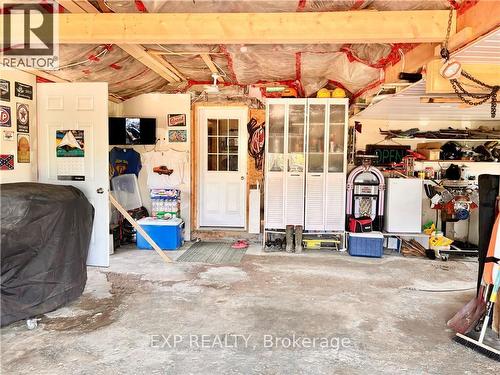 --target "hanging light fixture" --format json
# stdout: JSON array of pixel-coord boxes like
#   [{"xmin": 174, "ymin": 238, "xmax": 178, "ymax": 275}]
[{"xmin": 439, "ymin": 8, "xmax": 499, "ymax": 118}]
